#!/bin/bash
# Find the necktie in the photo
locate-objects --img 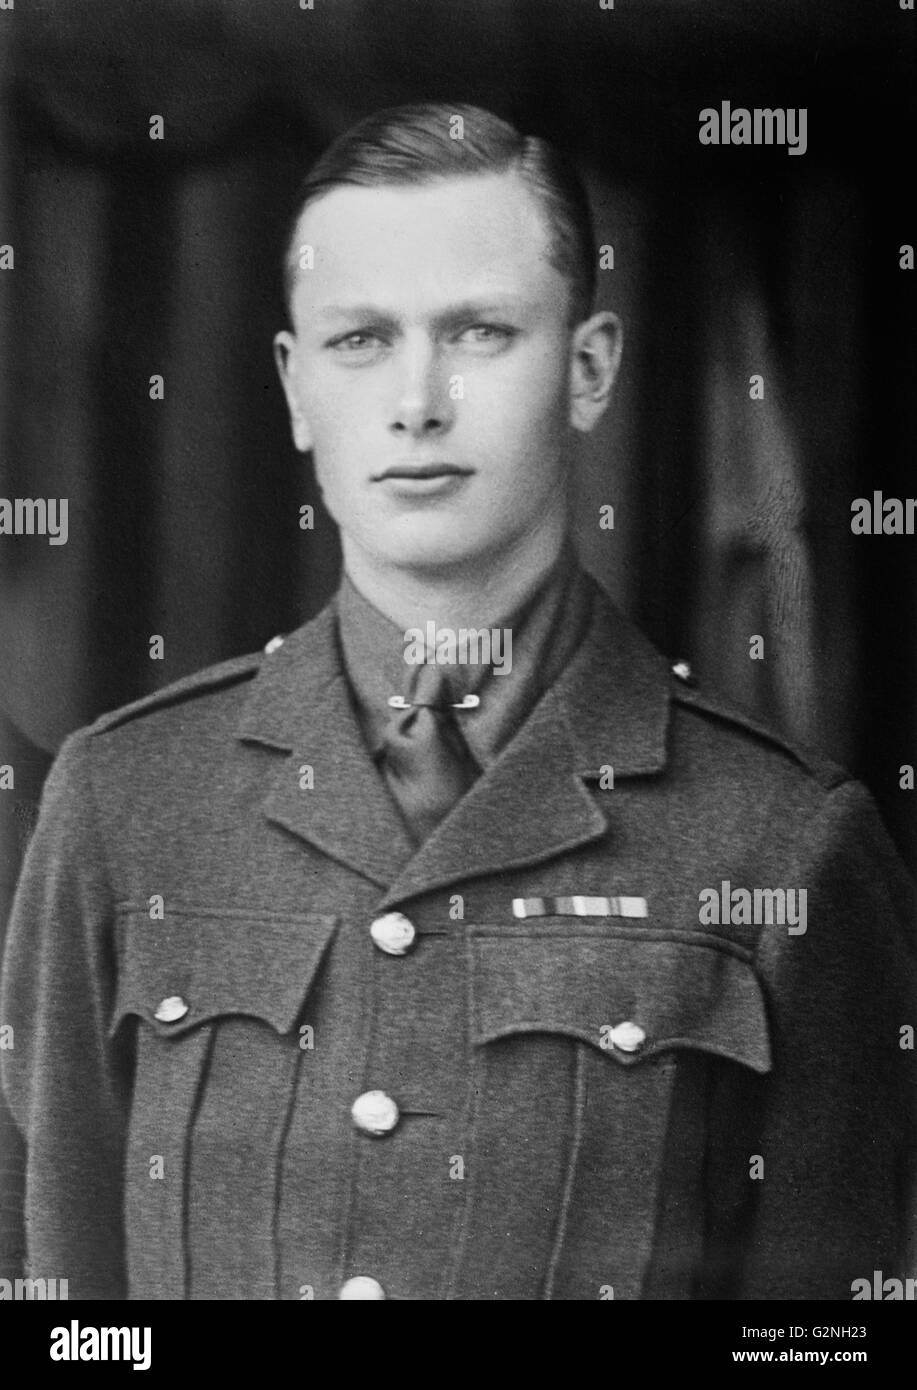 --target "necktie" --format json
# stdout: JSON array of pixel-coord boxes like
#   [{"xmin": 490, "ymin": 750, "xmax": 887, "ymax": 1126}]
[{"xmin": 381, "ymin": 662, "xmax": 480, "ymax": 844}]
